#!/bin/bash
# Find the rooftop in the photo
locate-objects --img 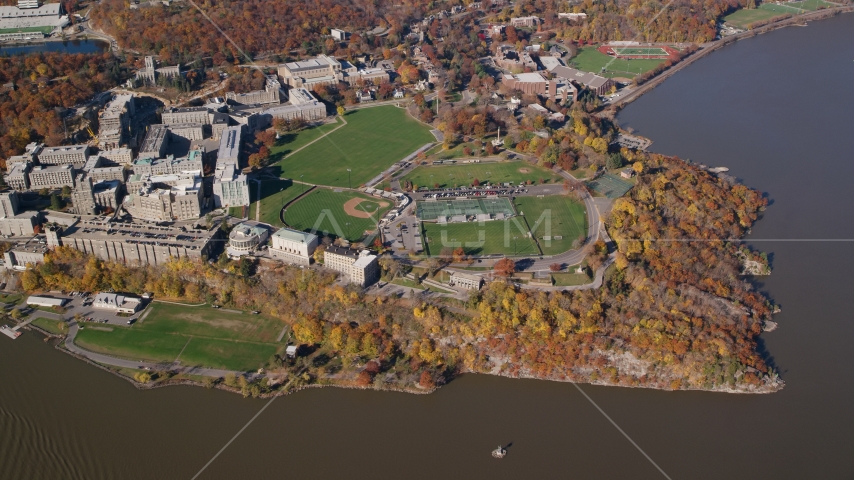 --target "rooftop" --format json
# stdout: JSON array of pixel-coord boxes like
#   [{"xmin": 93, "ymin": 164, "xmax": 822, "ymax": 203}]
[
  {"xmin": 229, "ymin": 222, "xmax": 267, "ymax": 240},
  {"xmin": 273, "ymin": 226, "xmax": 318, "ymax": 244}
]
